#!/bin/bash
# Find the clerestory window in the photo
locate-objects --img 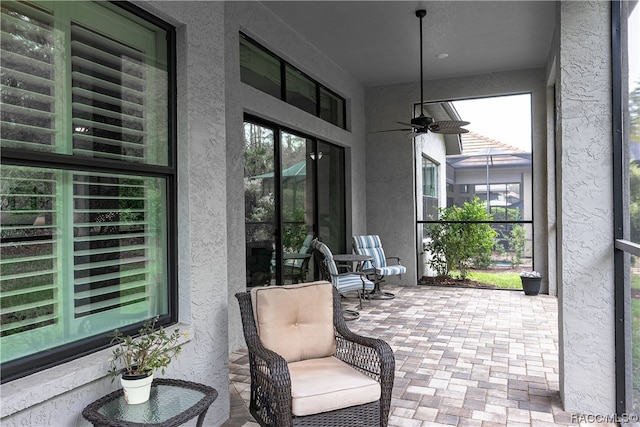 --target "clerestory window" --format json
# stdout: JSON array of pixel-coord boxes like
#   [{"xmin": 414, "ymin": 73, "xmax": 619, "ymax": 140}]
[
  {"xmin": 239, "ymin": 33, "xmax": 346, "ymax": 129},
  {"xmin": 0, "ymin": 0, "xmax": 175, "ymax": 382}
]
